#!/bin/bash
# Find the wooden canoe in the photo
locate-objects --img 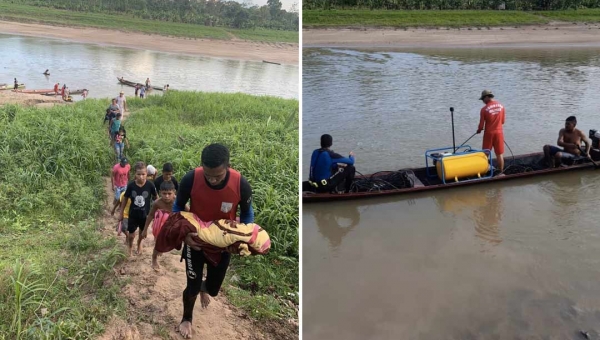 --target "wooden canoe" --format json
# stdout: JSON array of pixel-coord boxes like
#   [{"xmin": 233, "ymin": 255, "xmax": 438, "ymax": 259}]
[
  {"xmin": 41, "ymin": 89, "xmax": 86, "ymax": 96},
  {"xmin": 13, "ymin": 88, "xmax": 54, "ymax": 94},
  {"xmin": 117, "ymin": 77, "xmax": 164, "ymax": 91},
  {"xmin": 263, "ymin": 60, "xmax": 281, "ymax": 65},
  {"xmin": 302, "ymin": 151, "xmax": 600, "ymax": 203}
]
